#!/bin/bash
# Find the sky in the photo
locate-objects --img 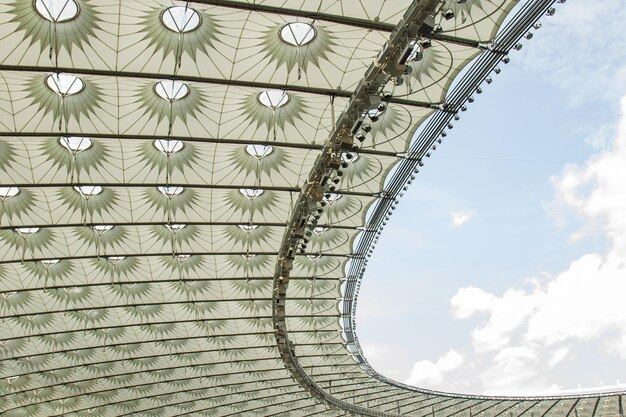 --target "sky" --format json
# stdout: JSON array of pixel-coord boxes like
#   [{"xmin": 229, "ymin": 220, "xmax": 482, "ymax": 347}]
[{"xmin": 355, "ymin": 0, "xmax": 626, "ymax": 396}]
